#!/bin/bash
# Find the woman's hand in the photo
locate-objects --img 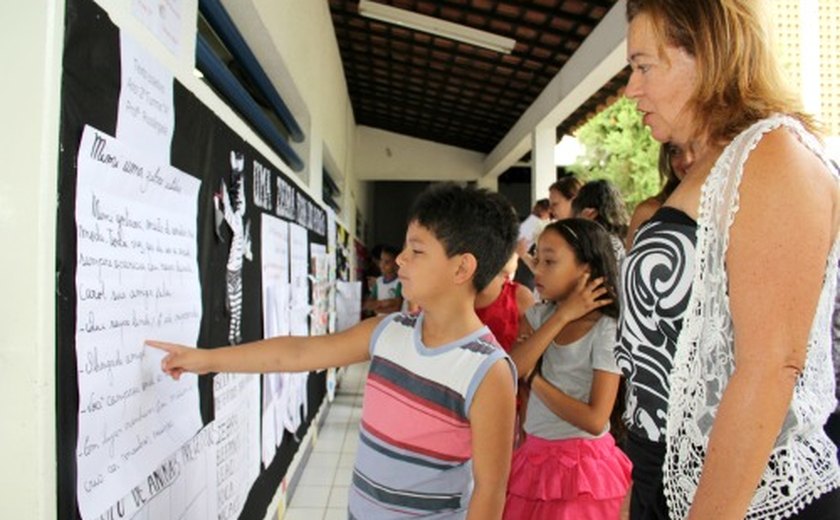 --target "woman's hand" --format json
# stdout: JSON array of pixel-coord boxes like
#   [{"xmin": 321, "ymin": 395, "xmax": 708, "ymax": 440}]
[{"xmin": 555, "ymin": 273, "xmax": 612, "ymax": 323}]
